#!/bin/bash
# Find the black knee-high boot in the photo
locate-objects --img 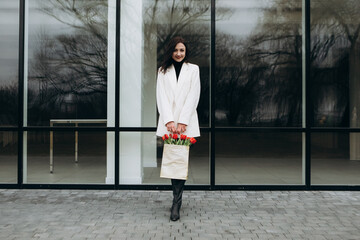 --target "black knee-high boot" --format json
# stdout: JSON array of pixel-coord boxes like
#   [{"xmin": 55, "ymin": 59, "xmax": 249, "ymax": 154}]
[{"xmin": 170, "ymin": 179, "xmax": 185, "ymax": 221}]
